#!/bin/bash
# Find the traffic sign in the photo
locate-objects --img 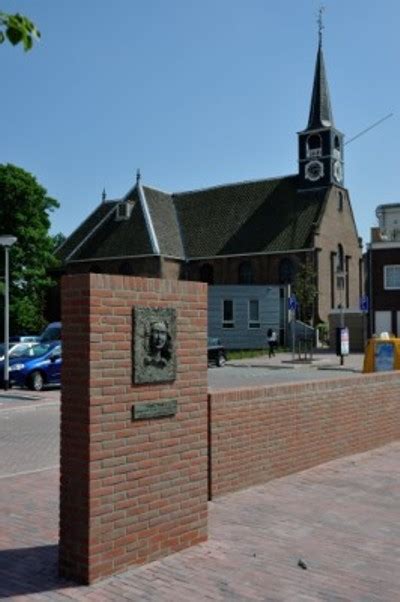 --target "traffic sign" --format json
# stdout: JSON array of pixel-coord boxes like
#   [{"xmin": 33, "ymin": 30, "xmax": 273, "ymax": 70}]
[
  {"xmin": 288, "ymin": 296, "xmax": 297, "ymax": 311},
  {"xmin": 360, "ymin": 295, "xmax": 369, "ymax": 312}
]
